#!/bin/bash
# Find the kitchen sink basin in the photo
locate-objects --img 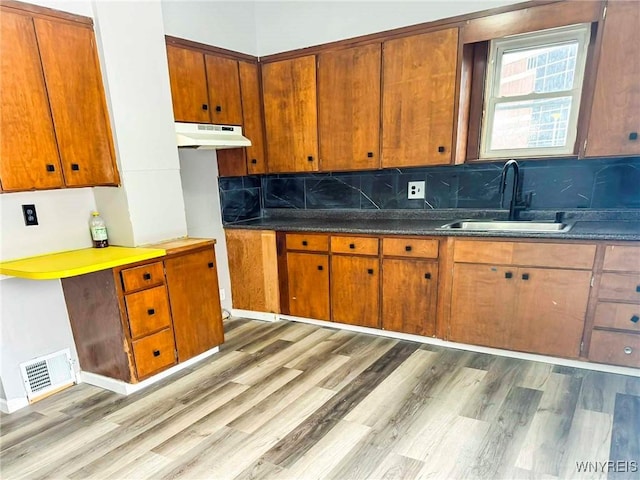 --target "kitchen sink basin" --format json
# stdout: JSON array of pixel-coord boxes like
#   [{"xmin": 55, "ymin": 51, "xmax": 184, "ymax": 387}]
[{"xmin": 439, "ymin": 220, "xmax": 573, "ymax": 233}]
